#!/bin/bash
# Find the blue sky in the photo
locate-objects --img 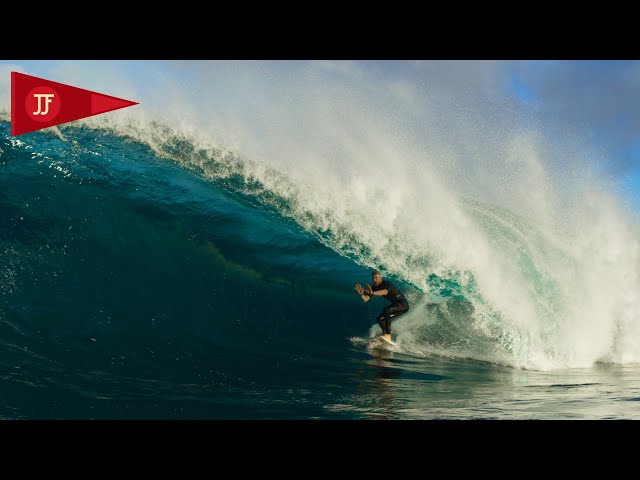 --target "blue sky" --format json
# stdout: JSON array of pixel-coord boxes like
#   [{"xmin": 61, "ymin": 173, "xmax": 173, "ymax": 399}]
[
  {"xmin": 3, "ymin": 60, "xmax": 640, "ymax": 214},
  {"xmin": 507, "ymin": 61, "xmax": 640, "ymax": 212}
]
